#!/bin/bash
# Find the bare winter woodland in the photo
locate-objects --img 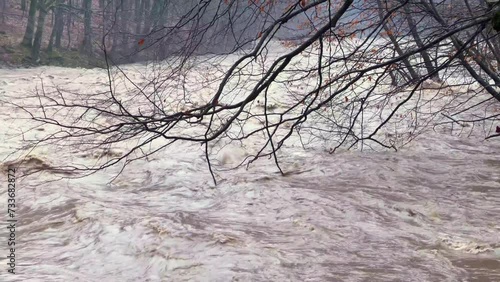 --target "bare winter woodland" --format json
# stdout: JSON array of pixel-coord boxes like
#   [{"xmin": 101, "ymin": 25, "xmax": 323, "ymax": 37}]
[
  {"xmin": 2, "ymin": 1, "xmax": 500, "ymax": 281},
  {"xmin": 1, "ymin": 0, "xmax": 499, "ymax": 181}
]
